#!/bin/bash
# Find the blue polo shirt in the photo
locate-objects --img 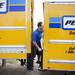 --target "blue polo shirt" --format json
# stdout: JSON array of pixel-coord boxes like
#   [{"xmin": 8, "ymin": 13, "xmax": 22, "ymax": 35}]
[{"xmin": 32, "ymin": 29, "xmax": 42, "ymax": 44}]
